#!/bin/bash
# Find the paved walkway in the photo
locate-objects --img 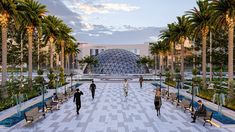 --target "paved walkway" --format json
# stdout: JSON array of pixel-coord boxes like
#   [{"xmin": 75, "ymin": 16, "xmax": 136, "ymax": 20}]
[{"xmin": 4, "ymin": 82, "xmax": 234, "ymax": 132}]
